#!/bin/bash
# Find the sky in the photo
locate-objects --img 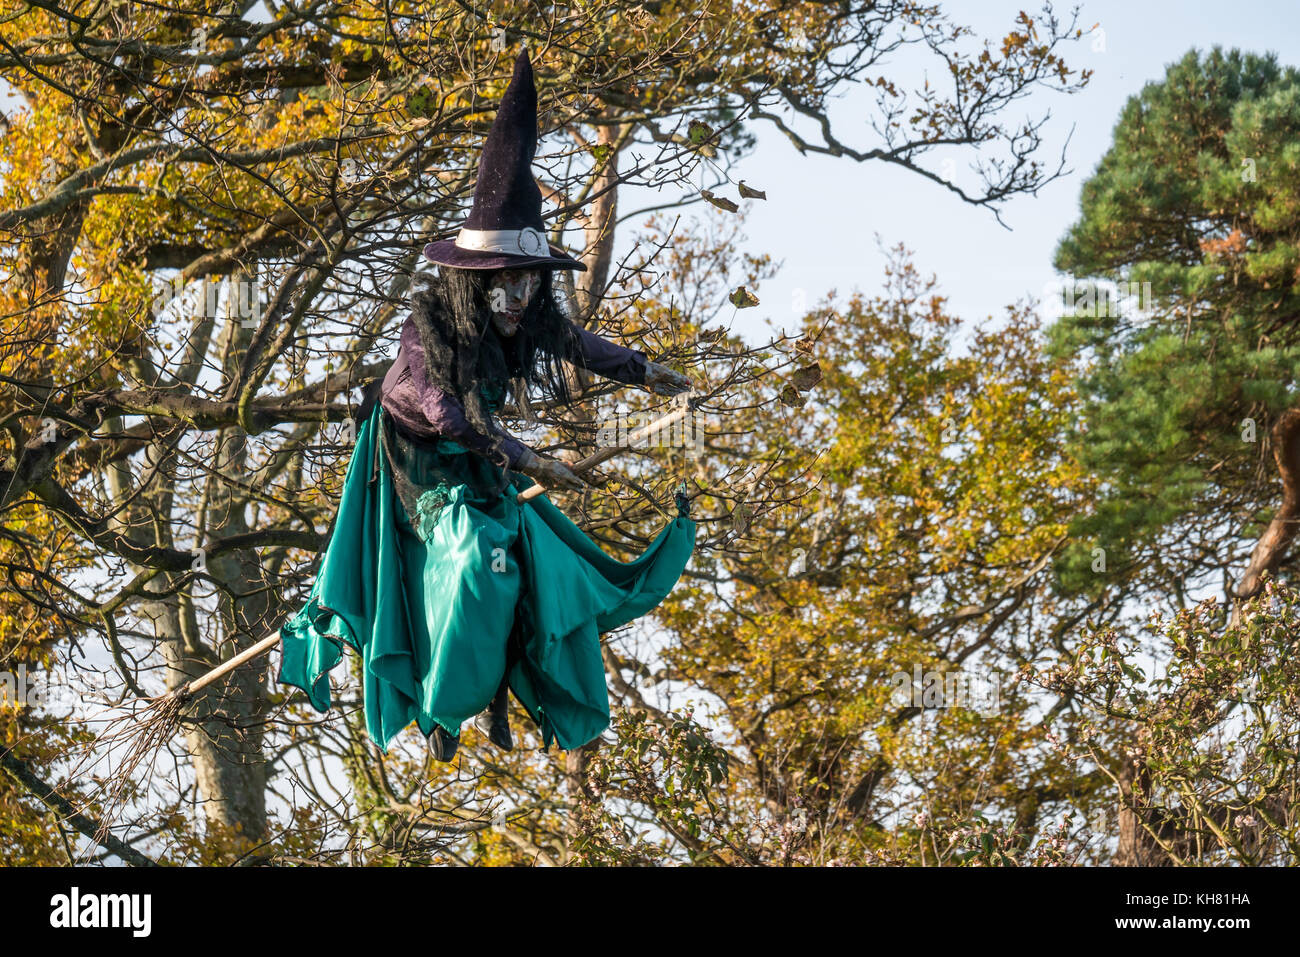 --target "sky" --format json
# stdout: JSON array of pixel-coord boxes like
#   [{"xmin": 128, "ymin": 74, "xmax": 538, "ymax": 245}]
[{"xmin": 622, "ymin": 0, "xmax": 1300, "ymax": 345}]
